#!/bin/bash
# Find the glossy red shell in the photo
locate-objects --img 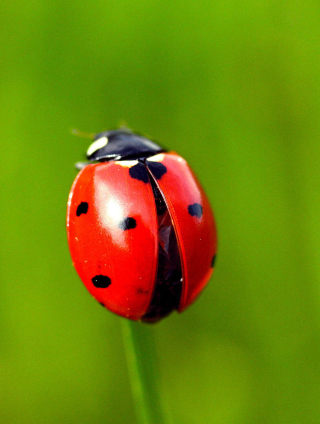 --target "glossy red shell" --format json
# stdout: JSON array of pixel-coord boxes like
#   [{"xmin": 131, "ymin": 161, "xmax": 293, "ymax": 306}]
[
  {"xmin": 146, "ymin": 153, "xmax": 217, "ymax": 312},
  {"xmin": 67, "ymin": 153, "xmax": 217, "ymax": 321},
  {"xmin": 67, "ymin": 161, "xmax": 158, "ymax": 320}
]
